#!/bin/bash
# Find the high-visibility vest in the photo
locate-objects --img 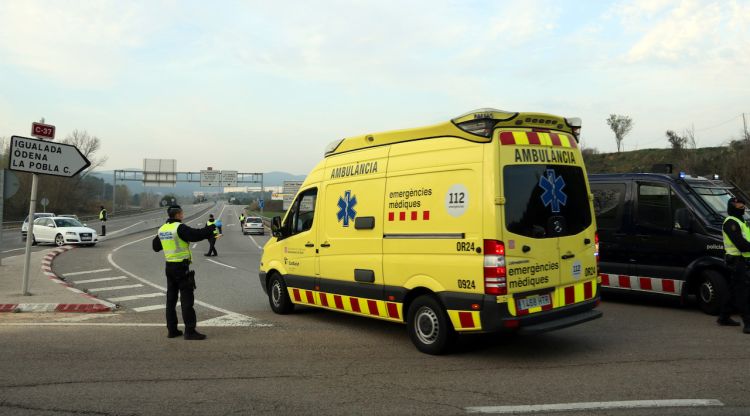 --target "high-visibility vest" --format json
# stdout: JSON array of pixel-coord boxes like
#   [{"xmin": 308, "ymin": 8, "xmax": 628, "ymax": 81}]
[
  {"xmin": 99, "ymin": 209, "xmax": 106, "ymax": 220},
  {"xmin": 723, "ymin": 216, "xmax": 750, "ymax": 258},
  {"xmin": 239, "ymin": 214, "xmax": 245, "ymax": 222},
  {"xmin": 158, "ymin": 222, "xmax": 191, "ymax": 262},
  {"xmin": 207, "ymin": 220, "xmax": 219, "ymax": 236}
]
